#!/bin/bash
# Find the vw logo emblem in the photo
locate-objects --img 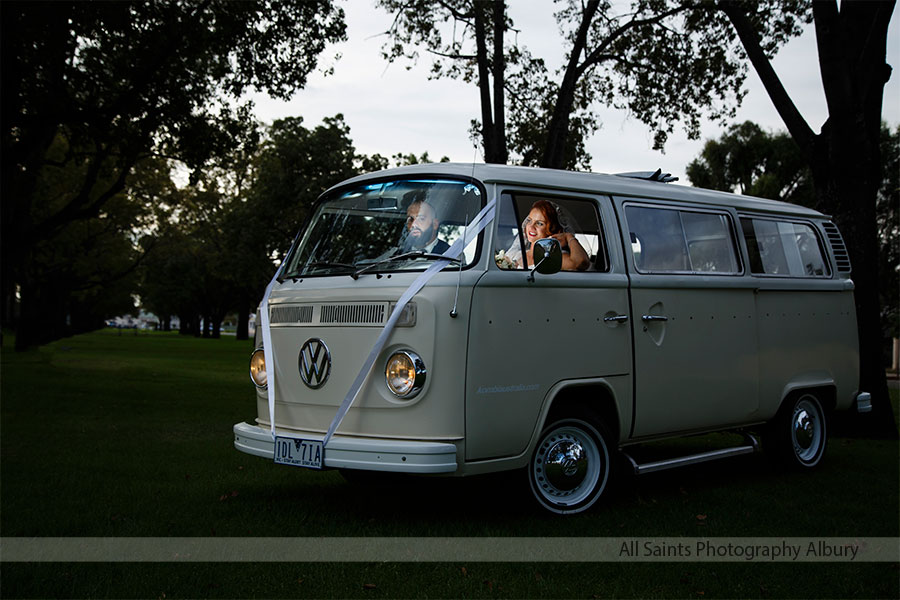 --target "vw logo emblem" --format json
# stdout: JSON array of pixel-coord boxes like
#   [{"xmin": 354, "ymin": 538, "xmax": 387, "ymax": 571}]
[{"xmin": 298, "ymin": 338, "xmax": 331, "ymax": 389}]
